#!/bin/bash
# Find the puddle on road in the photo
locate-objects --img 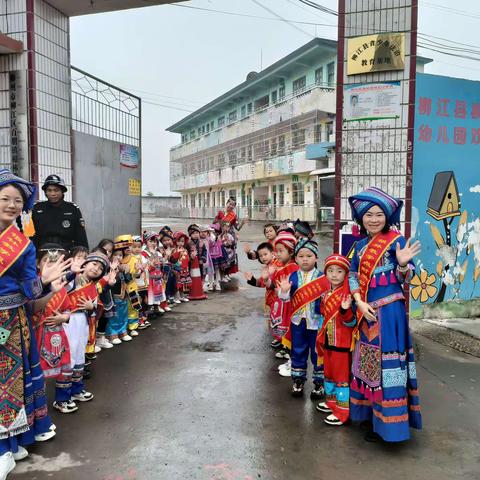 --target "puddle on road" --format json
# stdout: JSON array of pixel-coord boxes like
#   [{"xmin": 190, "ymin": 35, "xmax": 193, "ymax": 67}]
[
  {"xmin": 14, "ymin": 452, "xmax": 83, "ymax": 474},
  {"xmin": 189, "ymin": 341, "xmax": 224, "ymax": 352}
]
